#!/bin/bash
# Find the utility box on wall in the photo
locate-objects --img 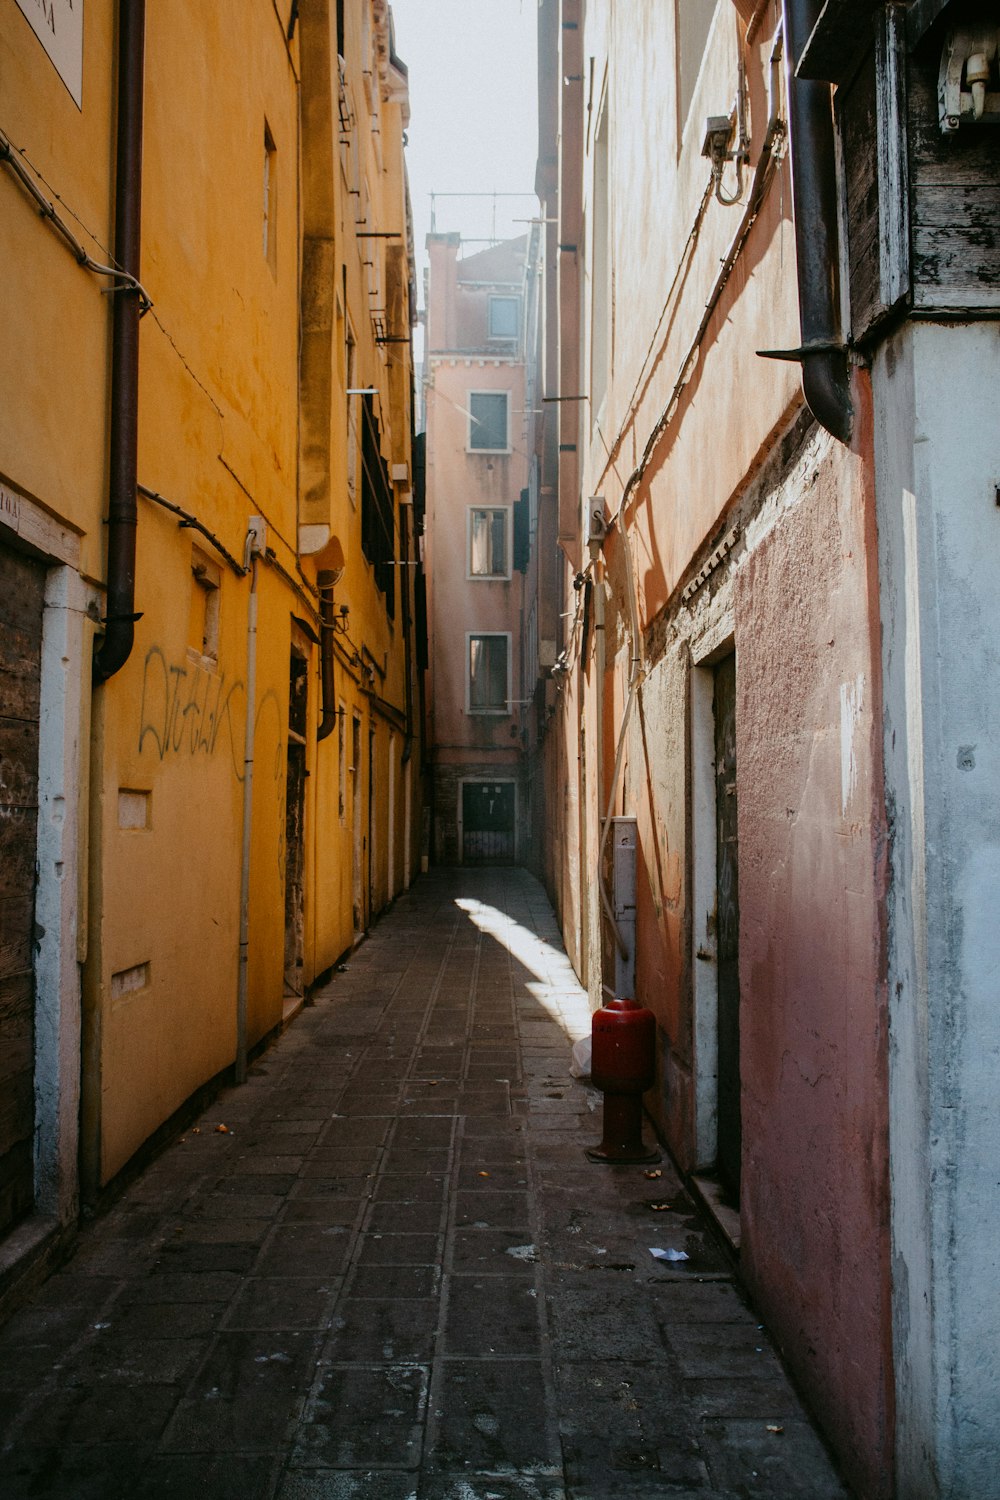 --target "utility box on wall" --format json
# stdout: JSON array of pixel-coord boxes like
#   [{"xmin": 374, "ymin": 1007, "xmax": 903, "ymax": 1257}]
[{"xmin": 611, "ymin": 816, "xmax": 637, "ymax": 998}]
